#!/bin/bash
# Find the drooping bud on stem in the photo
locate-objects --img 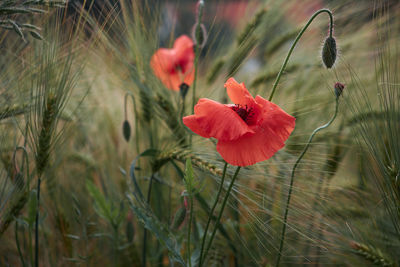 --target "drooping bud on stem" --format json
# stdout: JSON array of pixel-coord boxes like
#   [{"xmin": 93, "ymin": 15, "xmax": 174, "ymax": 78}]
[
  {"xmin": 322, "ymin": 36, "xmax": 337, "ymax": 68},
  {"xmin": 179, "ymin": 83, "xmax": 190, "ymax": 99},
  {"xmin": 334, "ymin": 82, "xmax": 345, "ymax": 98},
  {"xmin": 123, "ymin": 93, "xmax": 133, "ymax": 142},
  {"xmin": 122, "ymin": 120, "xmax": 131, "ymax": 142}
]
